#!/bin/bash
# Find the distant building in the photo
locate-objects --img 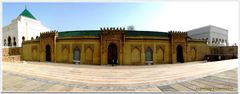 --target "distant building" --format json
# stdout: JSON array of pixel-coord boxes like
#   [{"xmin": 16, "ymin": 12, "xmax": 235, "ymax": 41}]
[
  {"xmin": 2, "ymin": 8, "xmax": 49, "ymax": 47},
  {"xmin": 127, "ymin": 25, "xmax": 135, "ymax": 30},
  {"xmin": 187, "ymin": 25, "xmax": 228, "ymax": 46}
]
